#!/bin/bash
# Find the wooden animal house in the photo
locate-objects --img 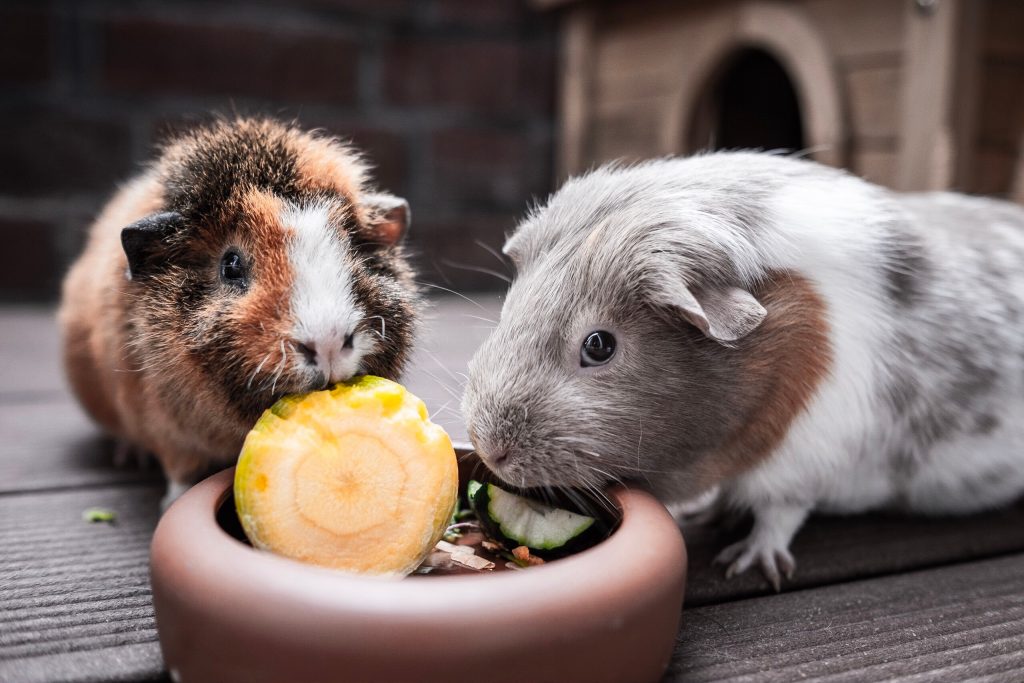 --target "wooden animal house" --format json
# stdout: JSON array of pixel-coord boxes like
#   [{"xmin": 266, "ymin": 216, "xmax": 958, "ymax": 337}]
[{"xmin": 542, "ymin": 0, "xmax": 1024, "ymax": 200}]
